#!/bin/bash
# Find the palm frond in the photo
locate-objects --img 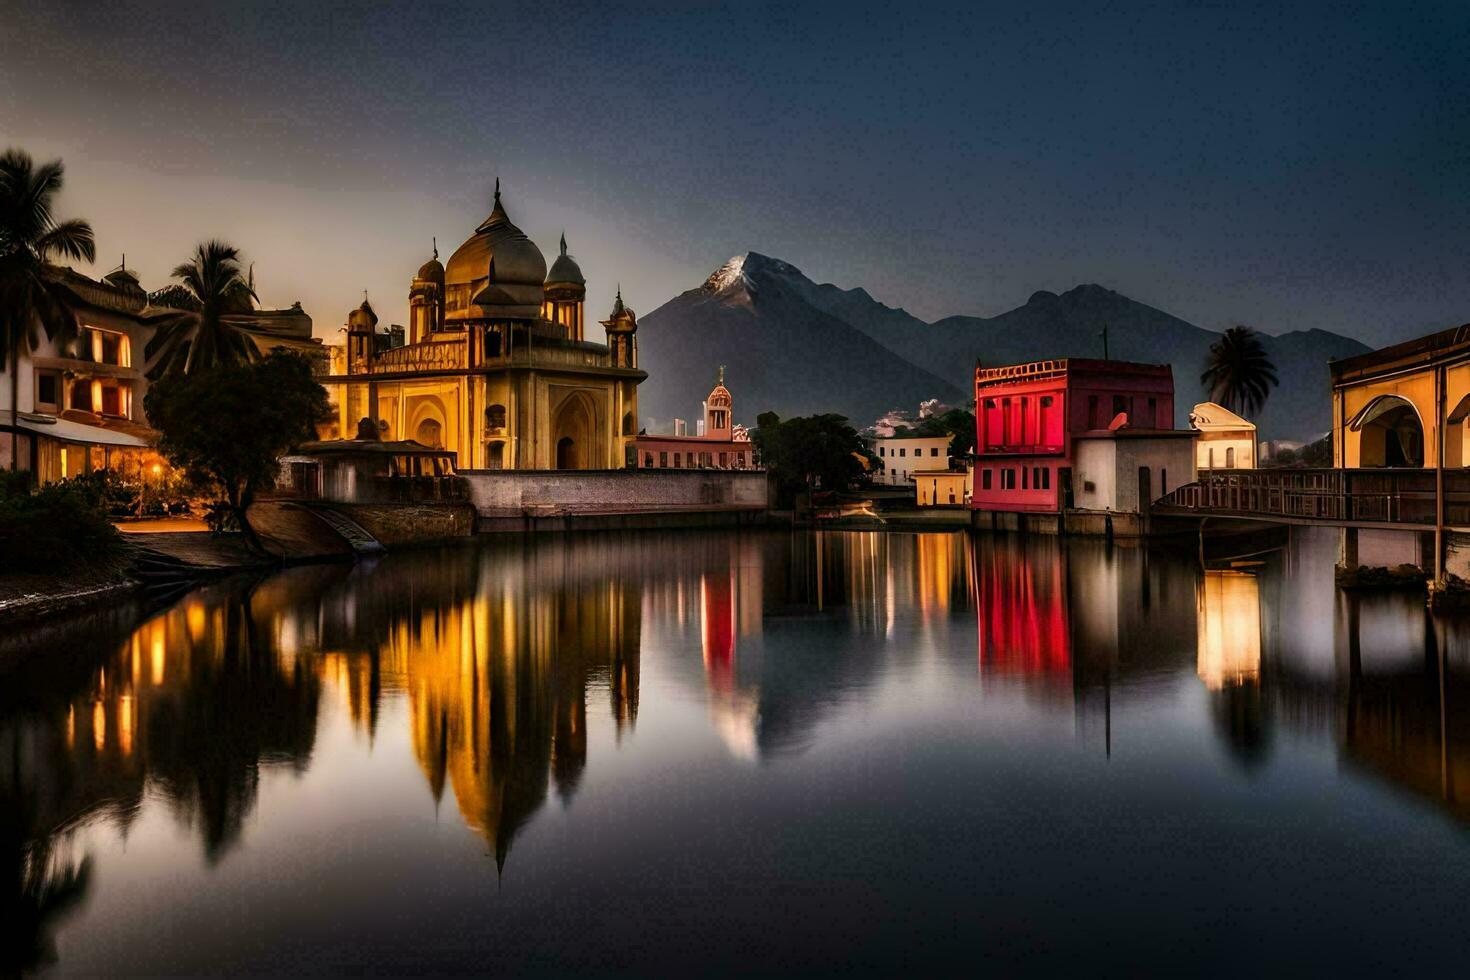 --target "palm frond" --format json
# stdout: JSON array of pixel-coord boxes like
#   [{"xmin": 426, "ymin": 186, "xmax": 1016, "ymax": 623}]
[{"xmin": 34, "ymin": 218, "xmax": 95, "ymax": 264}]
